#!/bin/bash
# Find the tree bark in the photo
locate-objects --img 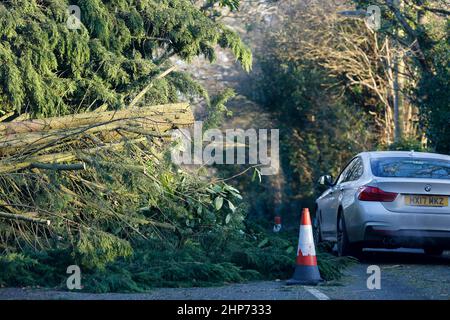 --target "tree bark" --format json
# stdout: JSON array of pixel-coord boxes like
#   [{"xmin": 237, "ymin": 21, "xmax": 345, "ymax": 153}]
[
  {"xmin": 0, "ymin": 103, "xmax": 193, "ymax": 154},
  {"xmin": 0, "ymin": 103, "xmax": 192, "ymax": 136}
]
